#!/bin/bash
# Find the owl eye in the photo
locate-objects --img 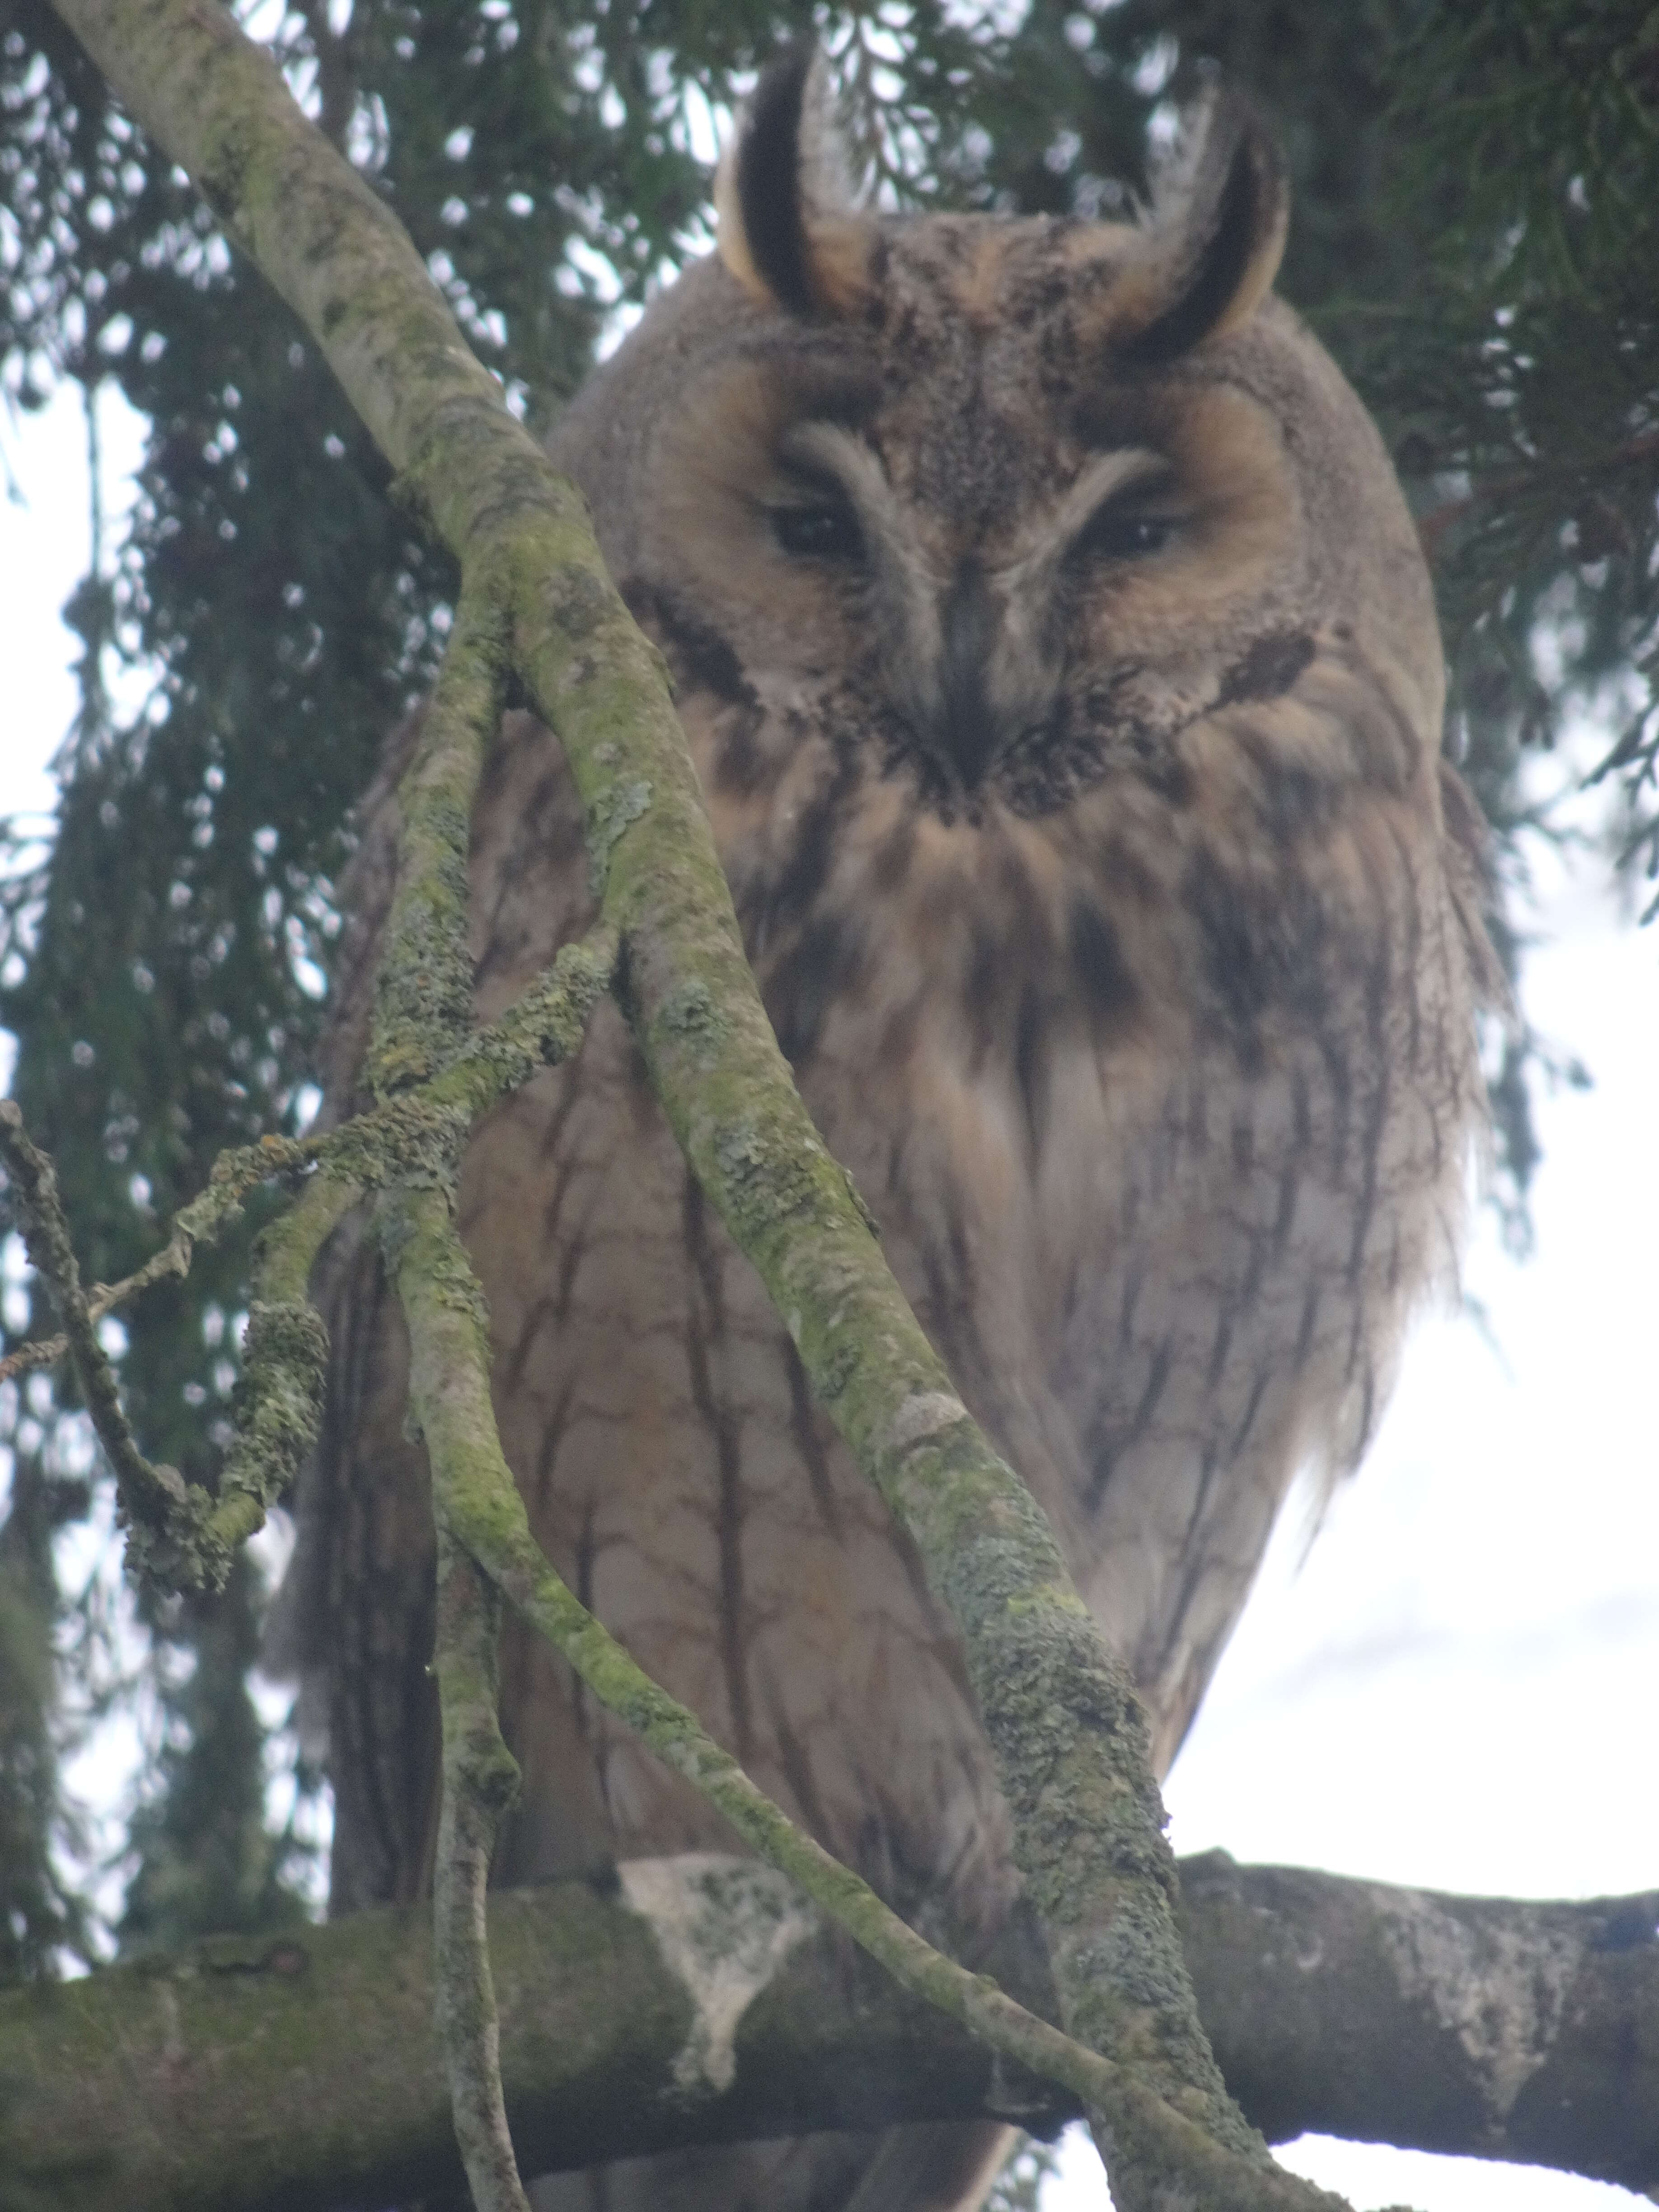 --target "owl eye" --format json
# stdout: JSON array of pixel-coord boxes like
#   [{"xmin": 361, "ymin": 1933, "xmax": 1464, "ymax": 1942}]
[
  {"xmin": 771, "ymin": 499, "xmax": 865, "ymax": 562},
  {"xmin": 1073, "ymin": 506, "xmax": 1176, "ymax": 564}
]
